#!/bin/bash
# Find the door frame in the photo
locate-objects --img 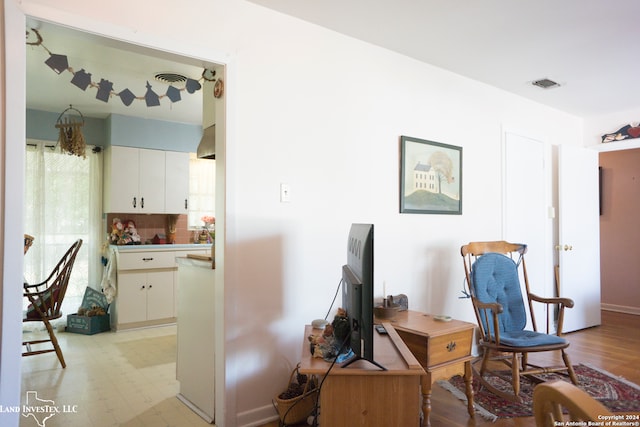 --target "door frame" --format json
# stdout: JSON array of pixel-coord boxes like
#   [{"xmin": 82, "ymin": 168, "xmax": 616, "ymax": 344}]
[{"xmin": 2, "ymin": 3, "xmax": 232, "ymax": 425}]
